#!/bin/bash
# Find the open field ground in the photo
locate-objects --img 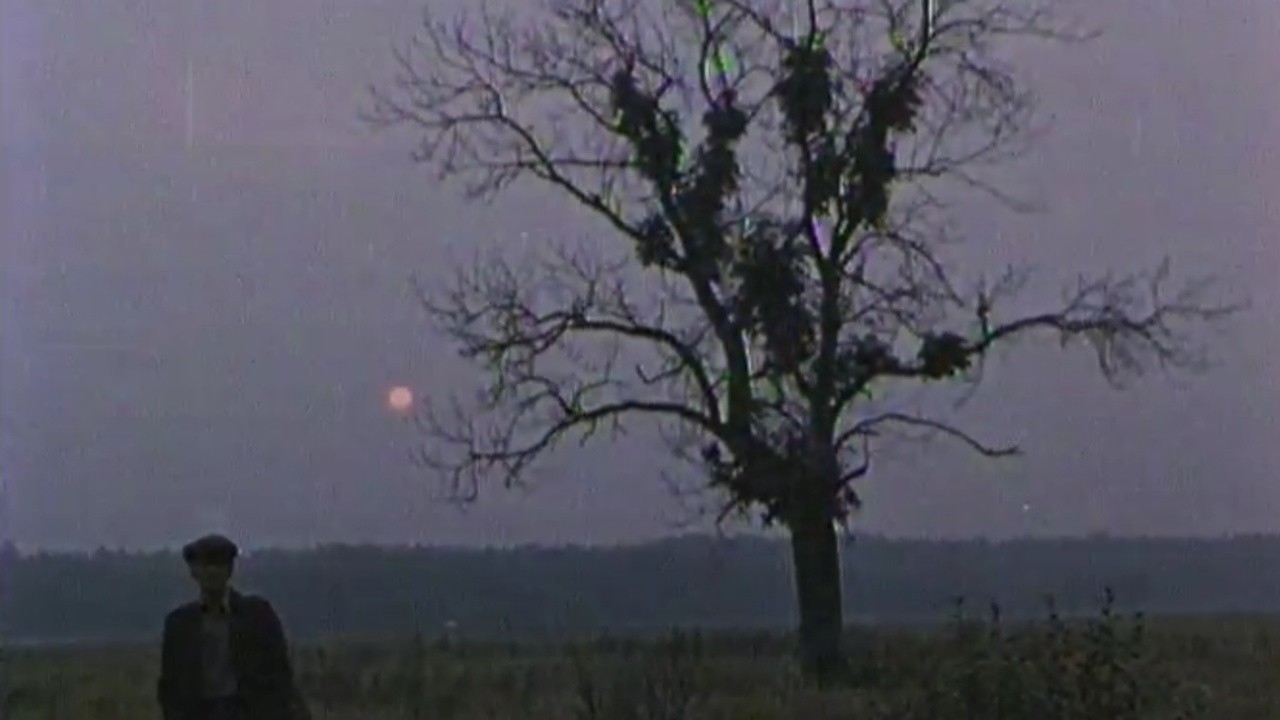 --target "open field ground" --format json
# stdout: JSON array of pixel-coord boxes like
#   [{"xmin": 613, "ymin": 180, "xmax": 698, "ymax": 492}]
[{"xmin": 4, "ymin": 601, "xmax": 1279, "ymax": 720}]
